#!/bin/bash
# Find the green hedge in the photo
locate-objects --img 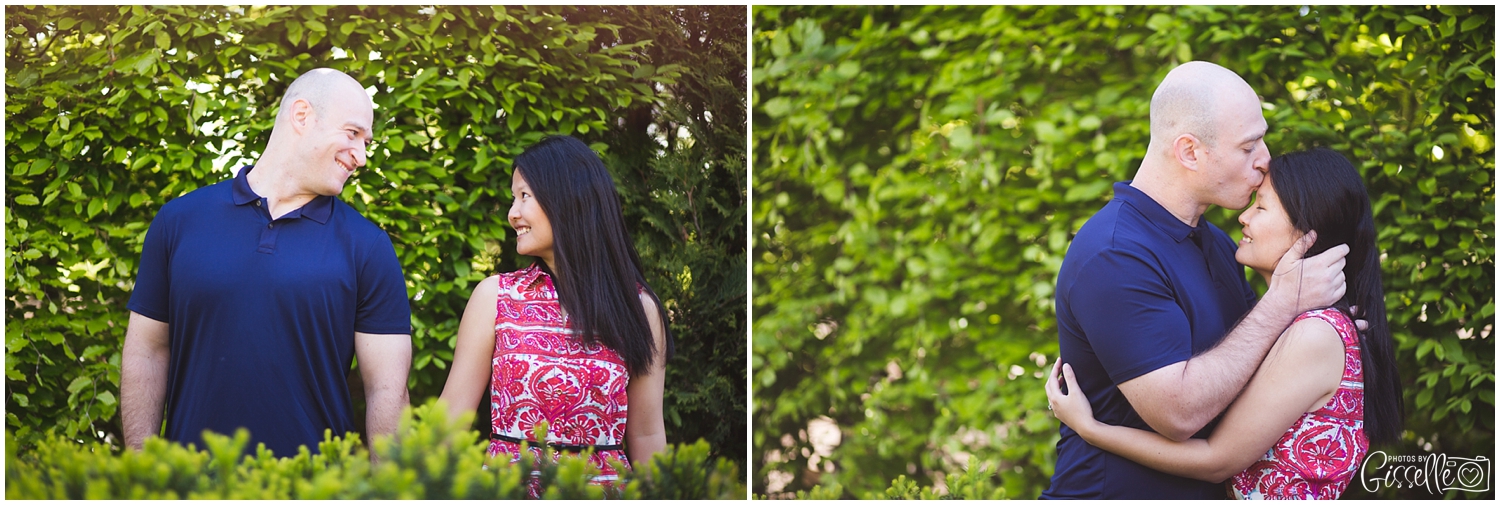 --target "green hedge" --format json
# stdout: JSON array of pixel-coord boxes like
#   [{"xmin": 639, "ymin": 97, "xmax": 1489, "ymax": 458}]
[
  {"xmin": 5, "ymin": 5, "xmax": 745, "ymax": 466},
  {"xmin": 6, "ymin": 400, "xmax": 746, "ymax": 499},
  {"xmin": 752, "ymin": 5, "xmax": 1493, "ymax": 499}
]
